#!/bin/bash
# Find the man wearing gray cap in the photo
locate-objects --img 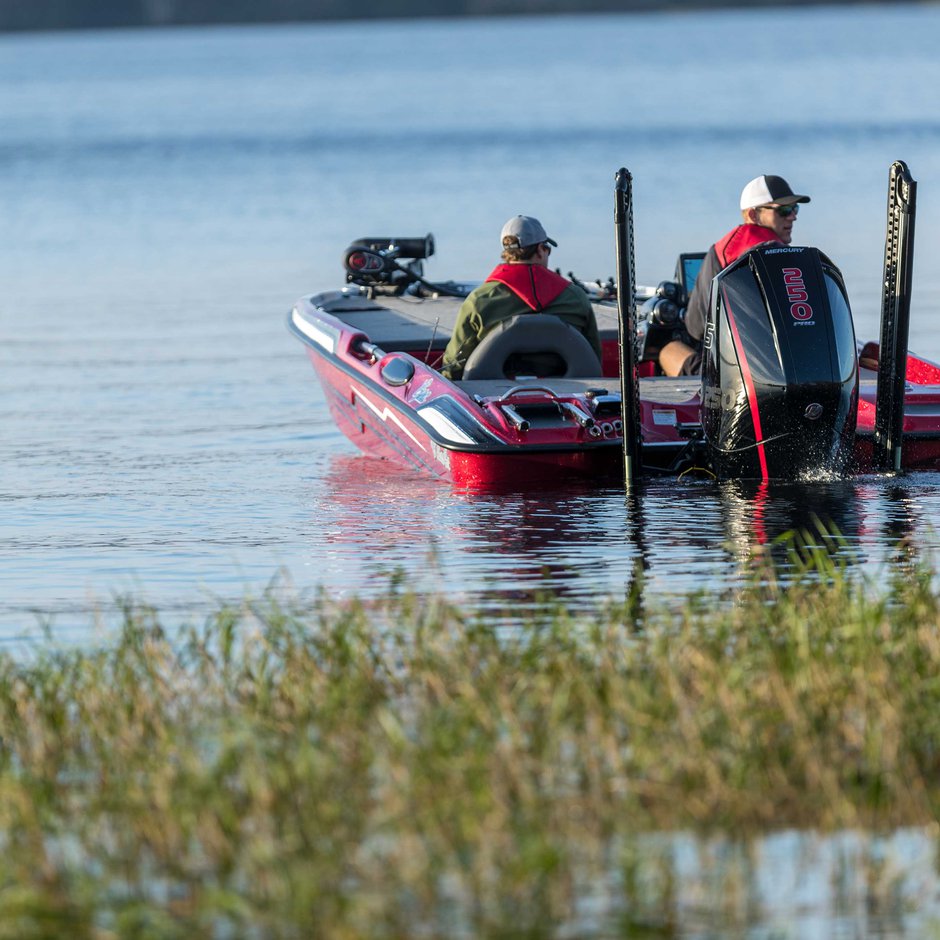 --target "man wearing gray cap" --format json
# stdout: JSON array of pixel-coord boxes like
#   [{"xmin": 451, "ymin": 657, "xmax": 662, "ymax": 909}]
[
  {"xmin": 659, "ymin": 174, "xmax": 811, "ymax": 376},
  {"xmin": 440, "ymin": 215, "xmax": 601, "ymax": 381}
]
